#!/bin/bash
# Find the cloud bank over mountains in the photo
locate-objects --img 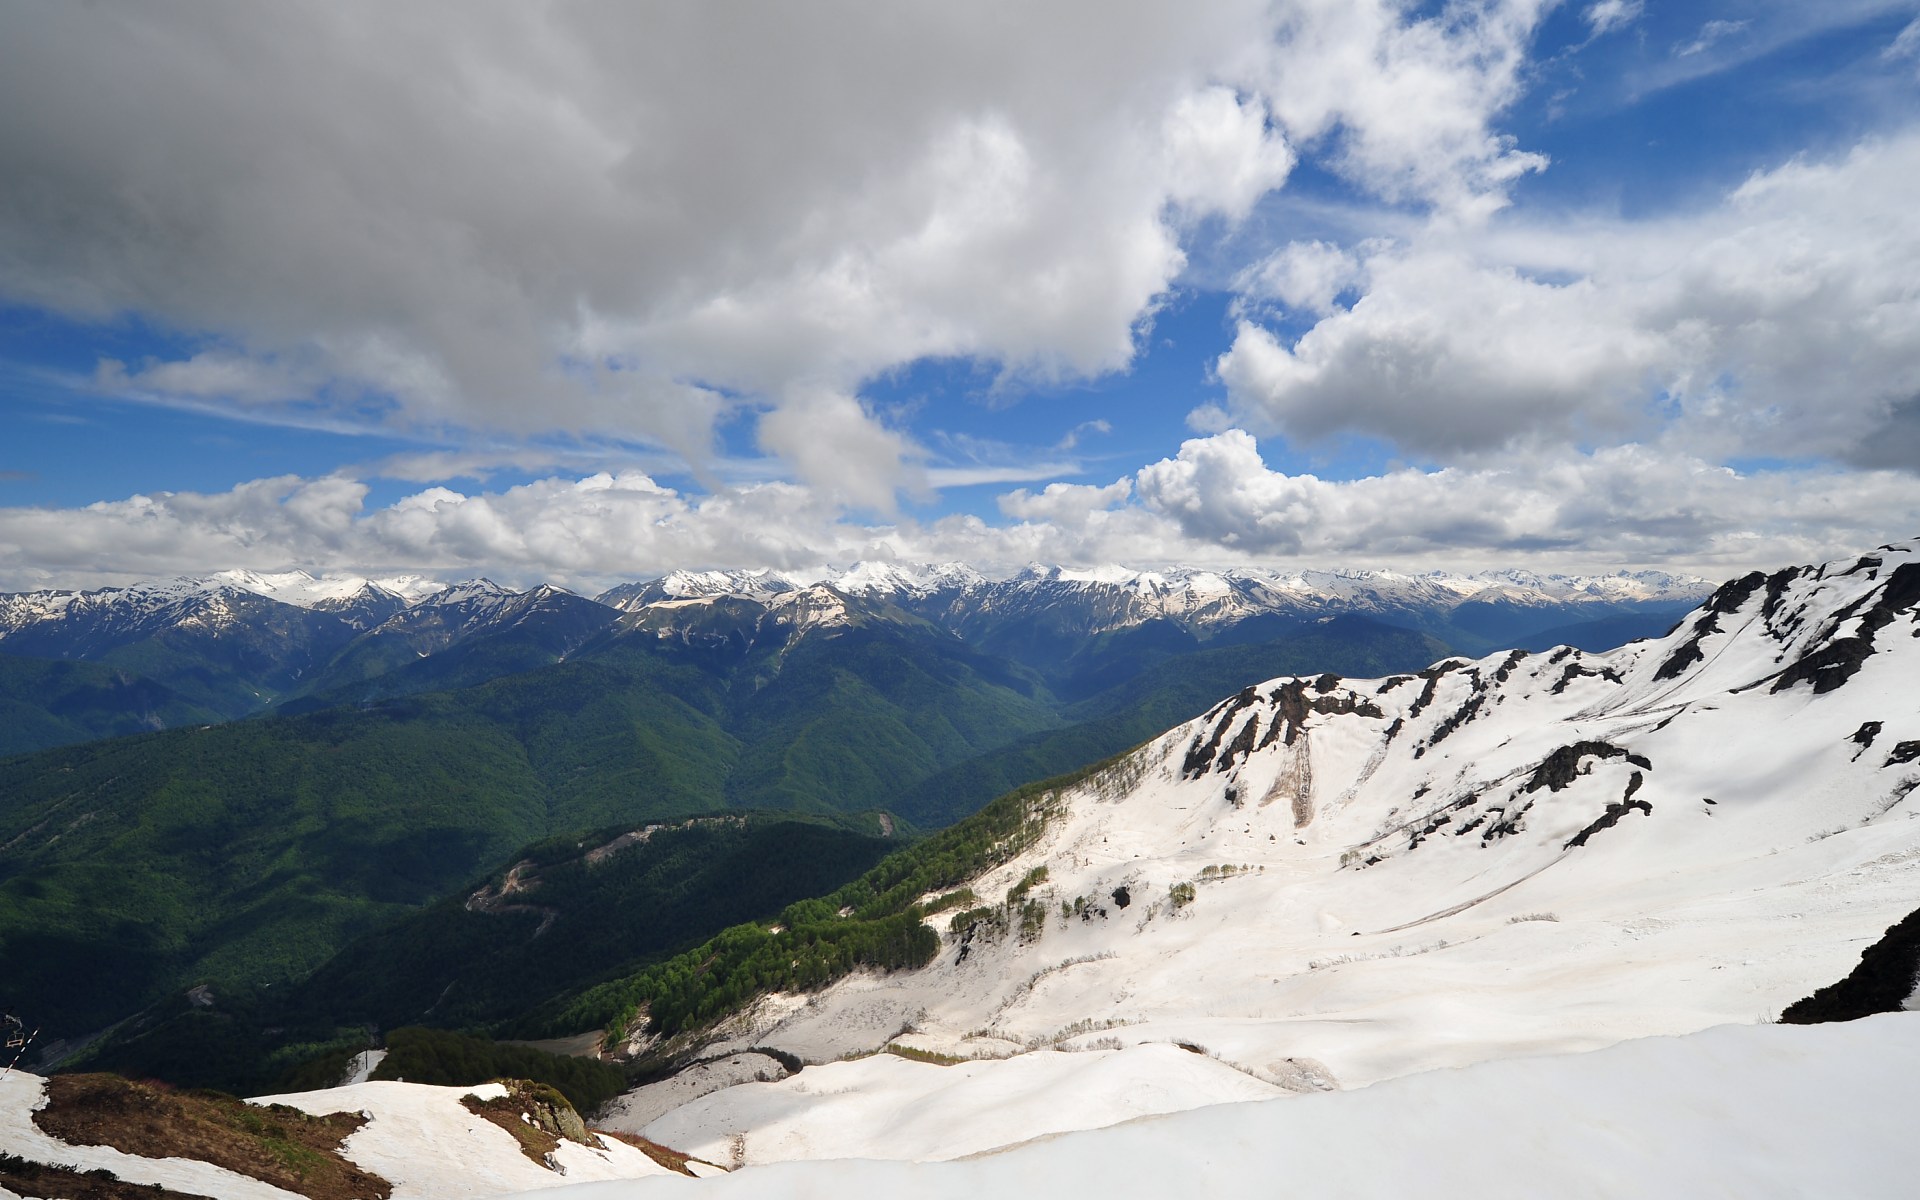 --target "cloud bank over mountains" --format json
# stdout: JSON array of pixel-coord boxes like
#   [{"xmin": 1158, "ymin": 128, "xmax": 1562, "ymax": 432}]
[
  {"xmin": 2, "ymin": 1, "xmax": 1917, "ymax": 587},
  {"xmin": 7, "ymin": 434, "xmax": 1916, "ymax": 592}
]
